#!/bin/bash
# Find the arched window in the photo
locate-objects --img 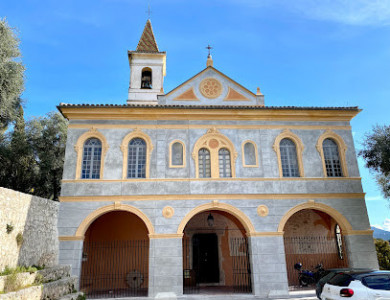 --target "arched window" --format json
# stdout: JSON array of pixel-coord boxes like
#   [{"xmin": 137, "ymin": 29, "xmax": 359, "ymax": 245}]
[
  {"xmin": 243, "ymin": 141, "xmax": 257, "ymax": 167},
  {"xmin": 198, "ymin": 148, "xmax": 211, "ymax": 178},
  {"xmin": 323, "ymin": 138, "xmax": 343, "ymax": 177},
  {"xmin": 128, "ymin": 138, "xmax": 147, "ymax": 178},
  {"xmin": 280, "ymin": 138, "xmax": 299, "ymax": 177},
  {"xmin": 141, "ymin": 67, "xmax": 152, "ymax": 89},
  {"xmin": 81, "ymin": 138, "xmax": 102, "ymax": 179},
  {"xmin": 170, "ymin": 141, "xmax": 185, "ymax": 167},
  {"xmin": 219, "ymin": 148, "xmax": 231, "ymax": 178}
]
